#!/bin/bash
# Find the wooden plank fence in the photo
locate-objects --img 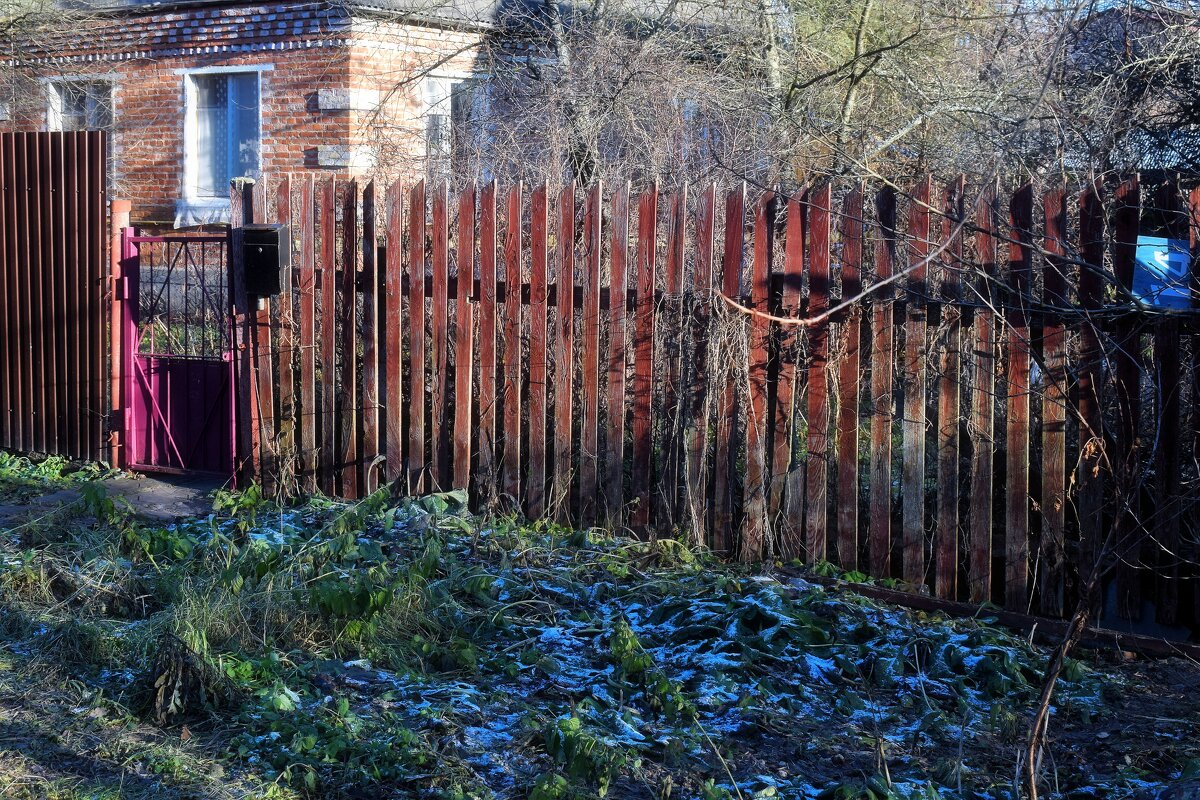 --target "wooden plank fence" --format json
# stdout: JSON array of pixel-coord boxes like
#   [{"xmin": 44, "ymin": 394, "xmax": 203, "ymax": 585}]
[{"xmin": 239, "ymin": 175, "xmax": 1200, "ymax": 623}]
